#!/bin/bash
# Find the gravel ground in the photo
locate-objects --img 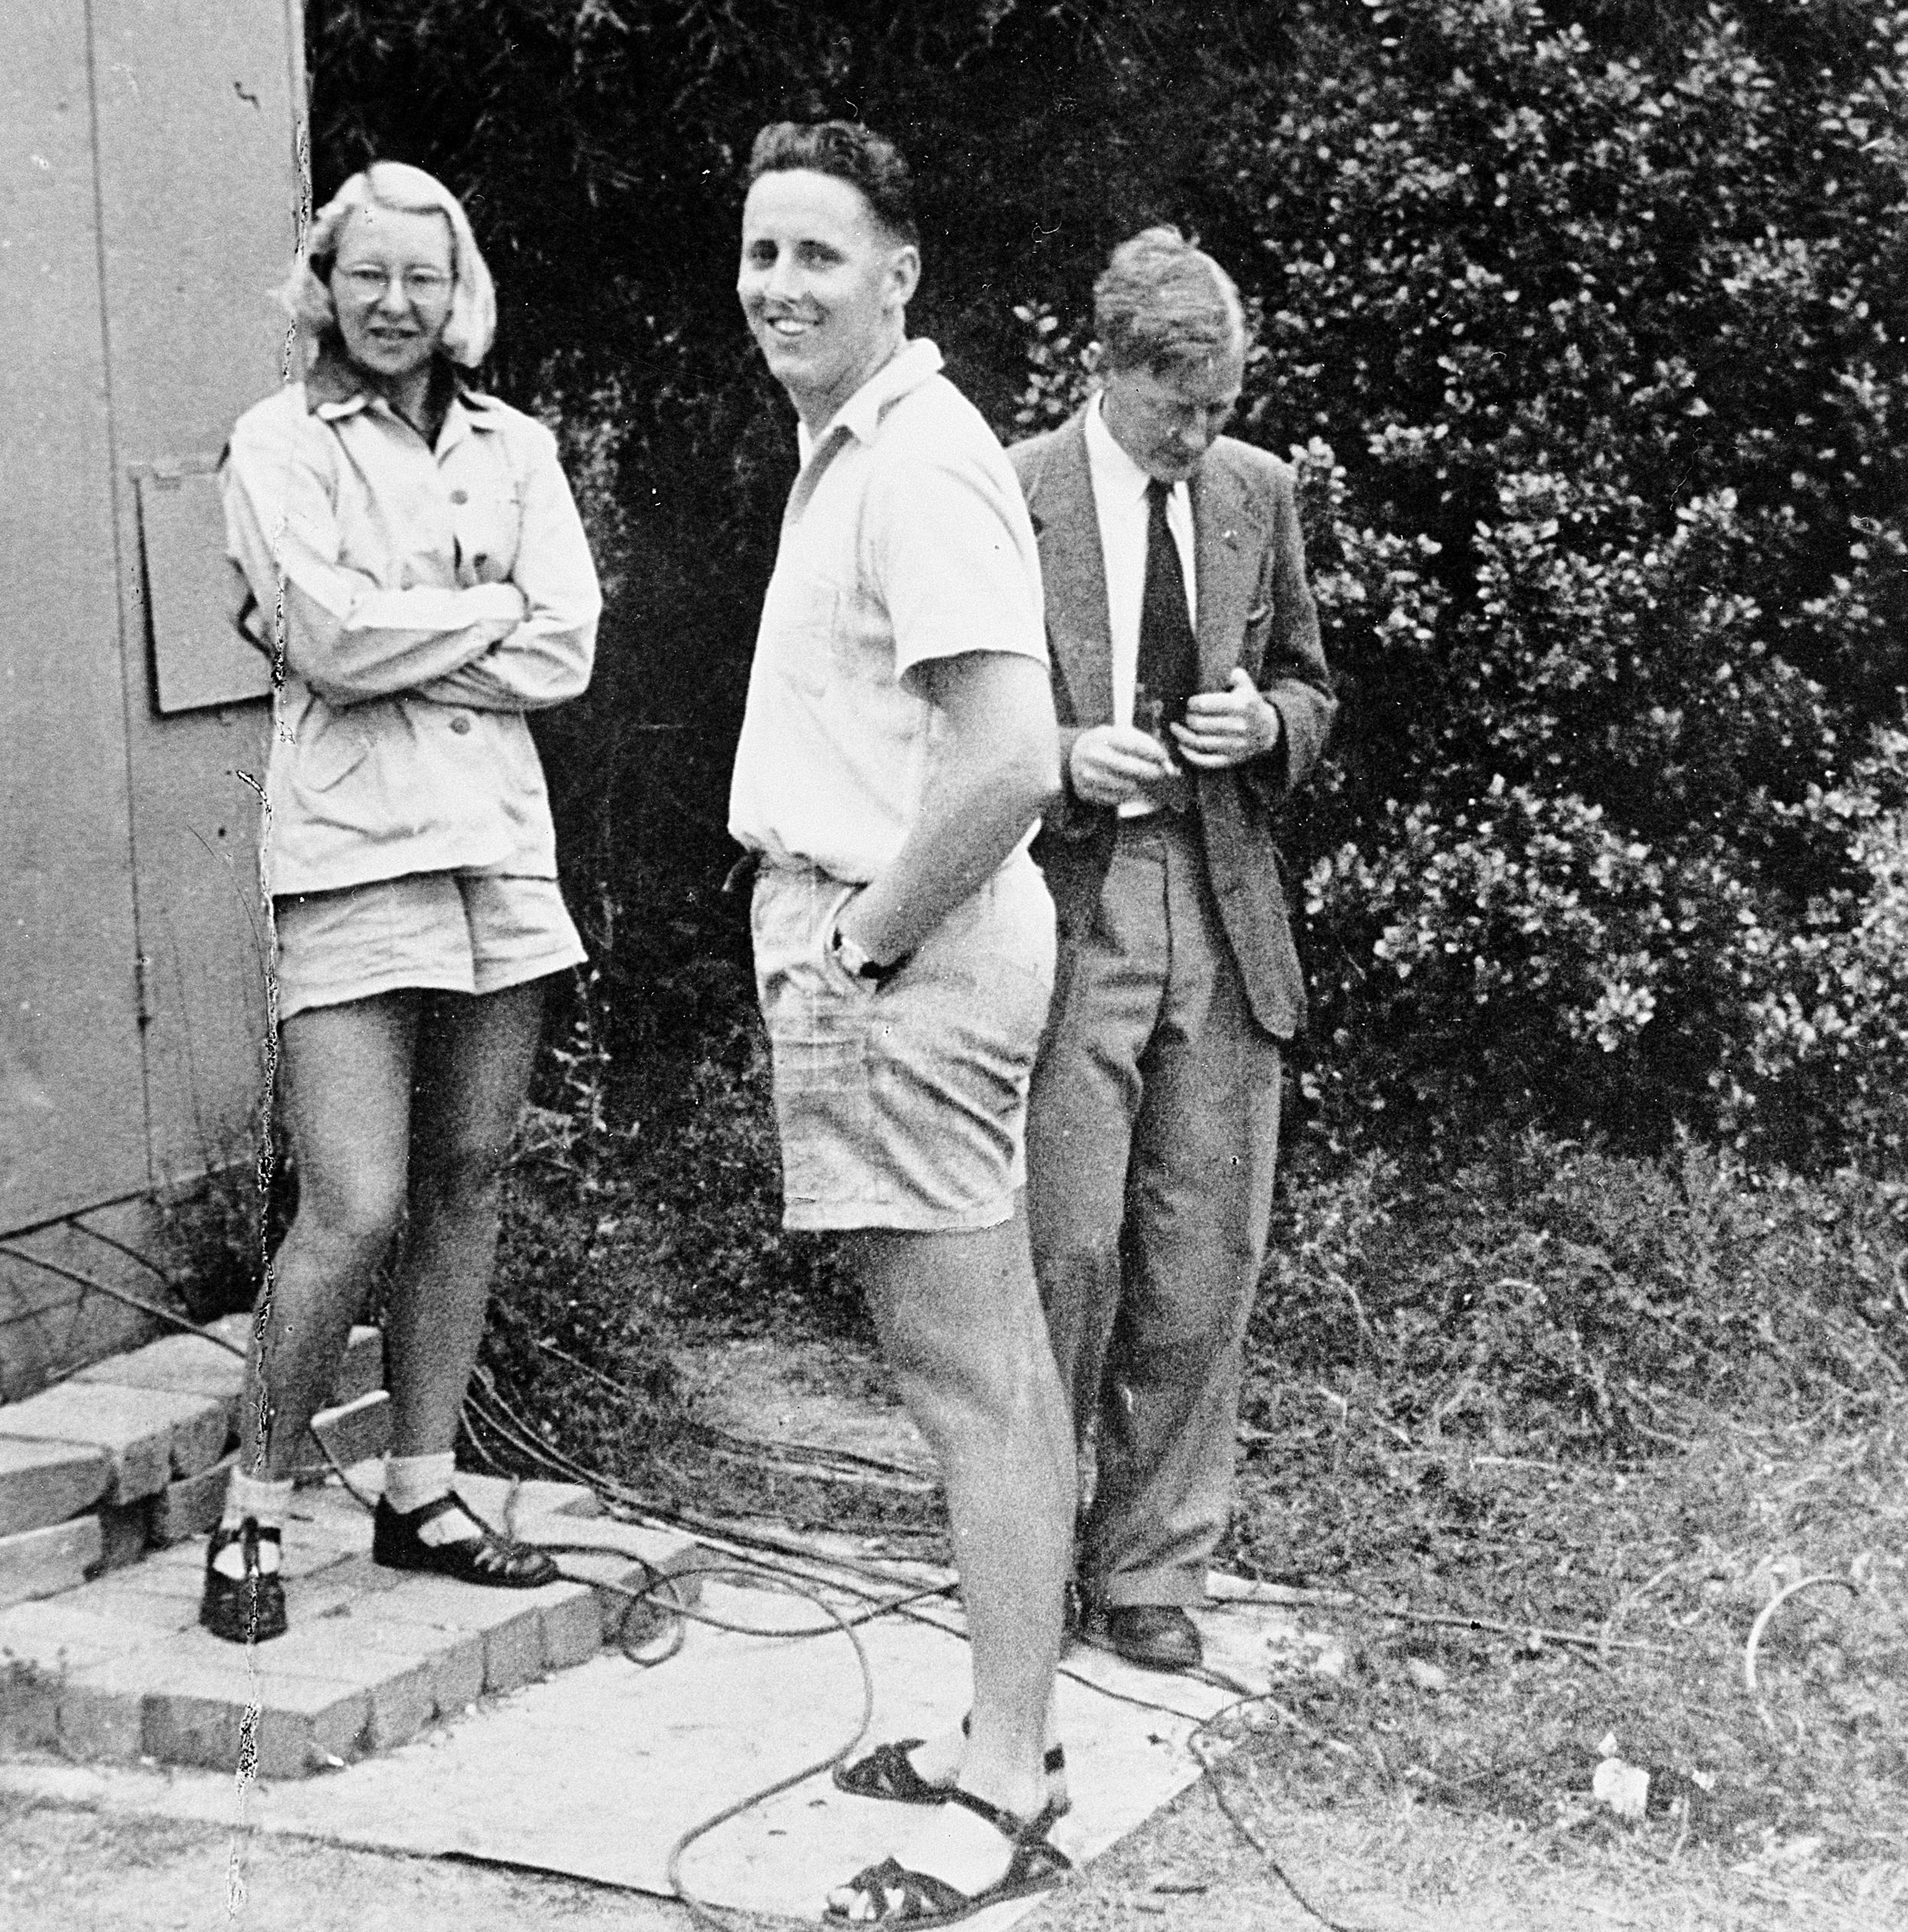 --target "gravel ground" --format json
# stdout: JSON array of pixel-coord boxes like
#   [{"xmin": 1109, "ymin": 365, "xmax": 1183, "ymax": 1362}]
[{"xmin": 8, "ymin": 1766, "xmax": 1901, "ymax": 1931}]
